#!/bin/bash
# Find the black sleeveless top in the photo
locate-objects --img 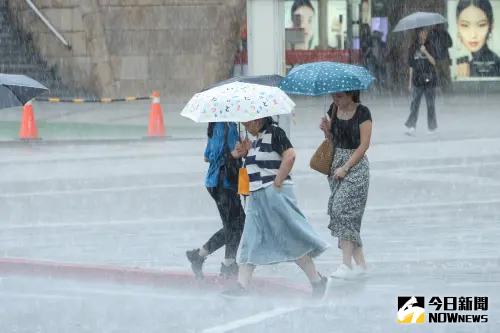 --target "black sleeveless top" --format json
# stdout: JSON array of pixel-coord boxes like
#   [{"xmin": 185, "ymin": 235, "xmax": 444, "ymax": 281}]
[{"xmin": 327, "ymin": 104, "xmax": 372, "ymax": 149}]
